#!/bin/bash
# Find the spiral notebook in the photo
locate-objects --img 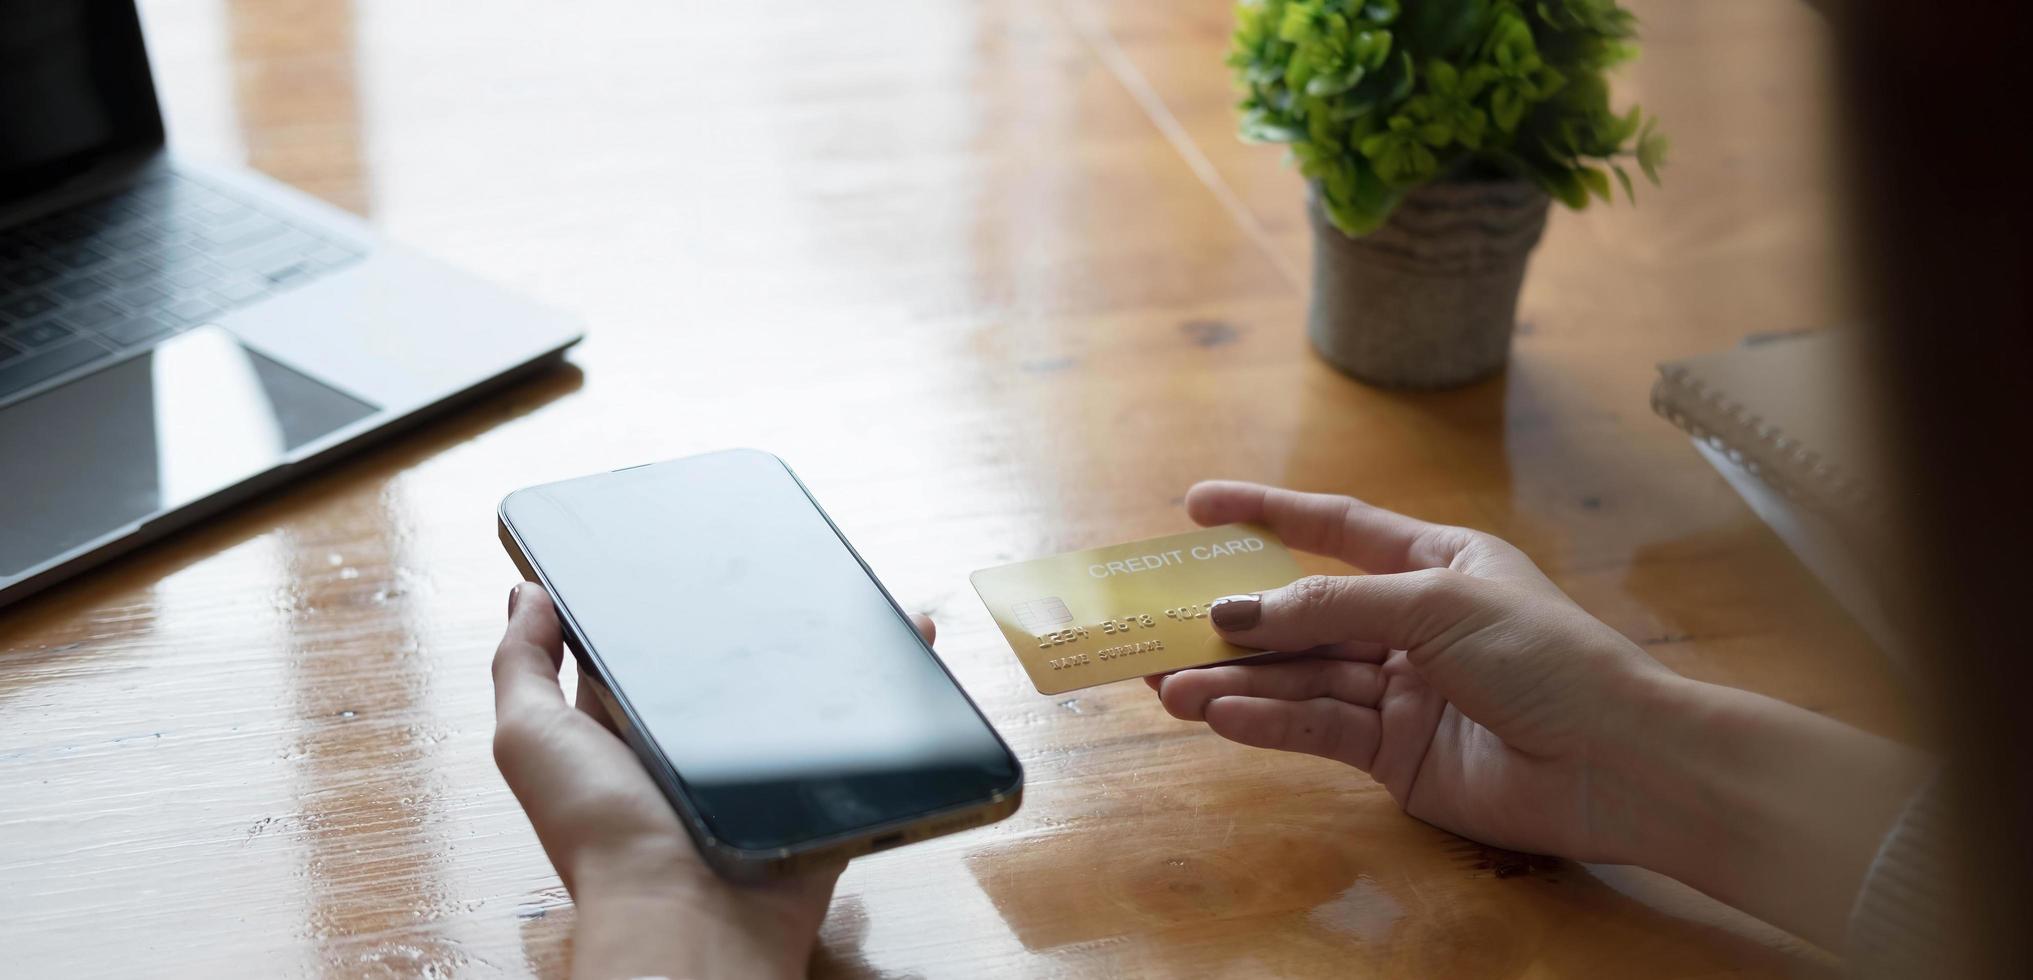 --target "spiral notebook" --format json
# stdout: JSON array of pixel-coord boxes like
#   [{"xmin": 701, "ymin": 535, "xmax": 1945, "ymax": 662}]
[{"xmin": 1651, "ymin": 330, "xmax": 1908, "ymax": 660}]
